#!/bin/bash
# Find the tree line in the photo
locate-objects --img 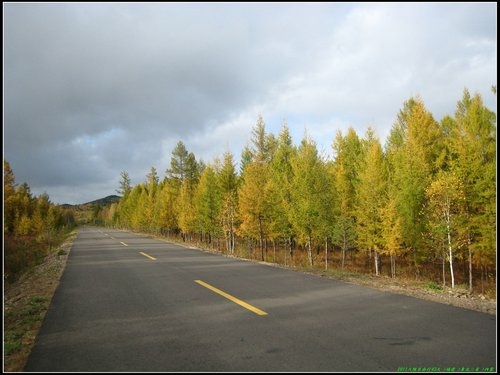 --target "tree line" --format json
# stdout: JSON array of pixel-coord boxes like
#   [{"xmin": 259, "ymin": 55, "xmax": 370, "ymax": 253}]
[
  {"xmin": 4, "ymin": 160, "xmax": 76, "ymax": 282},
  {"xmin": 97, "ymin": 89, "xmax": 496, "ymax": 292}
]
